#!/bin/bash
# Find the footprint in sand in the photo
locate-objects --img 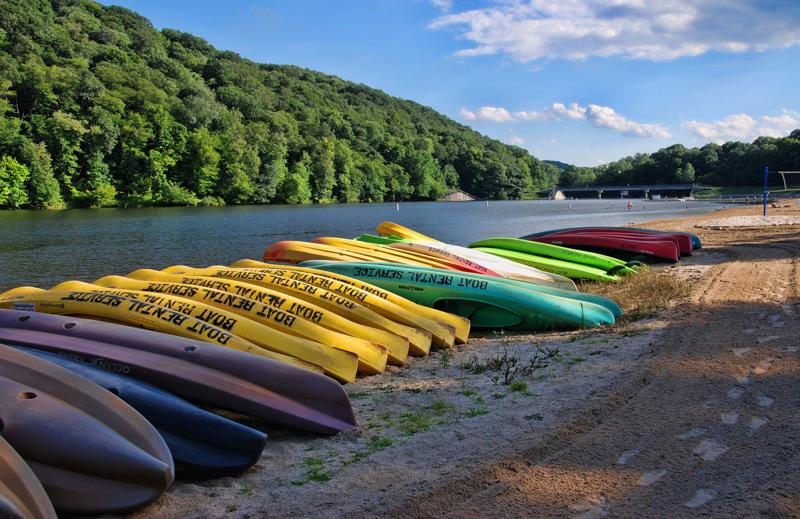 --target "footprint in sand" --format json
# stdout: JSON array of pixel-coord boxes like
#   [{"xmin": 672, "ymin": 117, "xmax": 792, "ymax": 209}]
[
  {"xmin": 693, "ymin": 439, "xmax": 729, "ymax": 461},
  {"xmin": 780, "ymin": 346, "xmax": 798, "ymax": 353},
  {"xmin": 727, "ymin": 387, "xmax": 745, "ymax": 400},
  {"xmin": 638, "ymin": 469, "xmax": 668, "ymax": 486},
  {"xmin": 749, "ymin": 417, "xmax": 769, "ymax": 434},
  {"xmin": 720, "ymin": 412, "xmax": 739, "ymax": 425},
  {"xmin": 703, "ymin": 399, "xmax": 719, "ymax": 410},
  {"xmin": 757, "ymin": 336, "xmax": 781, "ymax": 344},
  {"xmin": 677, "ymin": 428, "xmax": 706, "ymax": 440},
  {"xmin": 732, "ymin": 347, "xmax": 752, "ymax": 357},
  {"xmin": 686, "ymin": 489, "xmax": 716, "ymax": 508},
  {"xmin": 757, "ymin": 395, "xmax": 774, "ymax": 408},
  {"xmin": 753, "ymin": 358, "xmax": 775, "ymax": 375},
  {"xmin": 570, "ymin": 496, "xmax": 610, "ymax": 519},
  {"xmin": 735, "ymin": 374, "xmax": 750, "ymax": 385},
  {"xmin": 616, "ymin": 450, "xmax": 639, "ymax": 465}
]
